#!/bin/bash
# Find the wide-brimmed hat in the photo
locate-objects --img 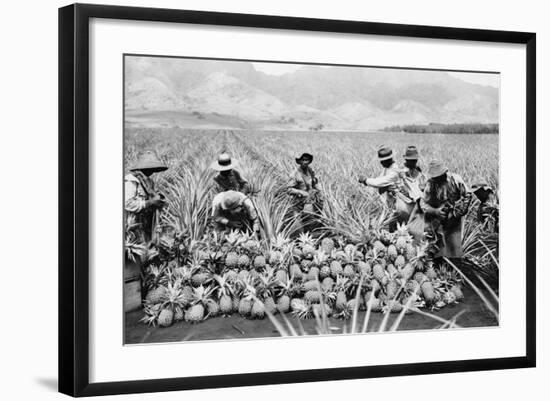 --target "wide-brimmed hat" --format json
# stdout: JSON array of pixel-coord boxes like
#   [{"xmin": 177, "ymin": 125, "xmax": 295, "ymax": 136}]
[
  {"xmin": 377, "ymin": 145, "xmax": 393, "ymax": 161},
  {"xmin": 221, "ymin": 190, "xmax": 243, "ymax": 210},
  {"xmin": 427, "ymin": 160, "xmax": 448, "ymax": 179},
  {"xmin": 210, "ymin": 153, "xmax": 238, "ymax": 171},
  {"xmin": 403, "ymin": 145, "xmax": 419, "ymax": 160},
  {"xmin": 295, "ymin": 153, "xmax": 313, "ymax": 164},
  {"xmin": 471, "ymin": 182, "xmax": 493, "ymax": 194},
  {"xmin": 129, "ymin": 151, "xmax": 168, "ymax": 173}
]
